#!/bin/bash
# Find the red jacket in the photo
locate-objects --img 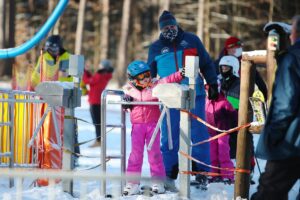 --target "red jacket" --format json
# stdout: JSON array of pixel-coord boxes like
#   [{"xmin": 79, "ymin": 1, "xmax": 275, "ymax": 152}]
[{"xmin": 83, "ymin": 70, "xmax": 112, "ymax": 105}]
